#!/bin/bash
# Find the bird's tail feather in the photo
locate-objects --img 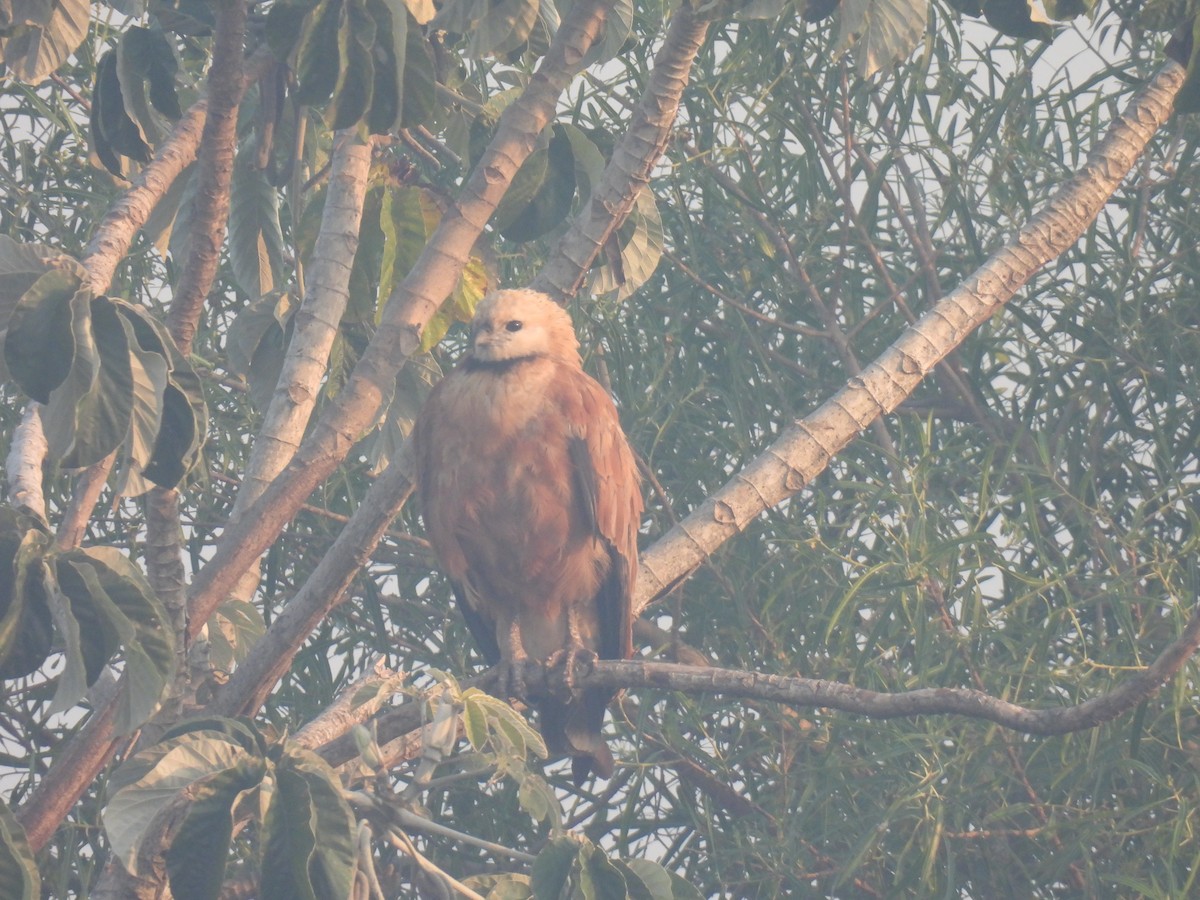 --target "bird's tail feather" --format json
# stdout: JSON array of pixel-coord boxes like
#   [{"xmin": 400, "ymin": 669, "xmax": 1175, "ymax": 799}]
[{"xmin": 538, "ymin": 690, "xmax": 614, "ymax": 786}]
